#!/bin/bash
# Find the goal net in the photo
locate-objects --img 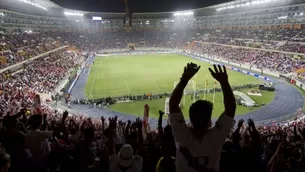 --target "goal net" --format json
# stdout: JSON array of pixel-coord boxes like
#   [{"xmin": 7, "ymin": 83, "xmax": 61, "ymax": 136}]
[{"xmin": 173, "ymin": 80, "xmax": 196, "ymax": 107}]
